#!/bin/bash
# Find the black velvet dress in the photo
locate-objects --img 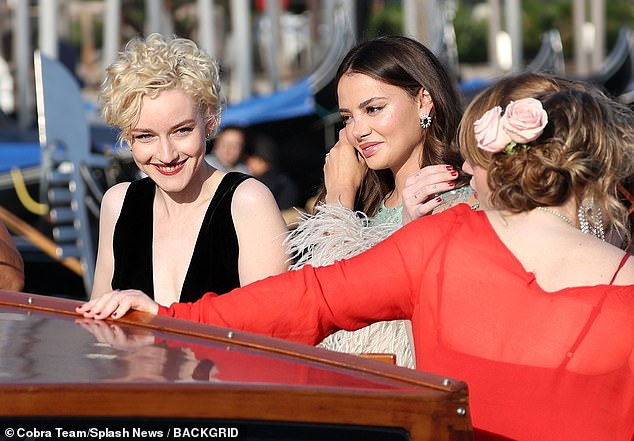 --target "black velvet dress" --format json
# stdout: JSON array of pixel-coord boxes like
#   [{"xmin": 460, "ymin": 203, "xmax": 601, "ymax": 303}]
[{"xmin": 111, "ymin": 172, "xmax": 251, "ymax": 302}]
